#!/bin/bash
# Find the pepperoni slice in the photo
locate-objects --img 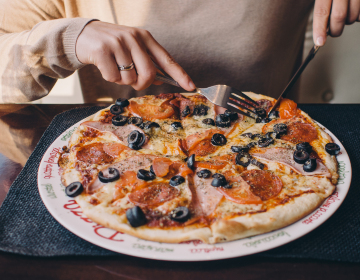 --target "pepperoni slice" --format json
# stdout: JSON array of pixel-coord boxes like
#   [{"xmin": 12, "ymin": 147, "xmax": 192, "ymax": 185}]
[
  {"xmin": 165, "ymin": 162, "xmax": 193, "ymax": 179},
  {"xmin": 128, "ymin": 100, "xmax": 176, "ymax": 121},
  {"xmin": 241, "ymin": 170, "xmax": 283, "ymax": 201},
  {"xmin": 152, "ymin": 158, "xmax": 173, "ymax": 177},
  {"xmin": 189, "ymin": 139, "xmax": 218, "ymax": 157},
  {"xmin": 76, "ymin": 143, "xmax": 113, "ymax": 165},
  {"xmin": 115, "ymin": 170, "xmax": 148, "ymax": 191},
  {"xmin": 195, "ymin": 159, "xmax": 229, "ymax": 170},
  {"xmin": 103, "ymin": 143, "xmax": 129, "ymax": 157},
  {"xmin": 281, "ymin": 122, "xmax": 318, "ymax": 144},
  {"xmin": 128, "ymin": 183, "xmax": 179, "ymax": 207},
  {"xmin": 184, "ymin": 129, "xmax": 223, "ymax": 151},
  {"xmin": 279, "ymin": 98, "xmax": 299, "ymax": 119}
]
